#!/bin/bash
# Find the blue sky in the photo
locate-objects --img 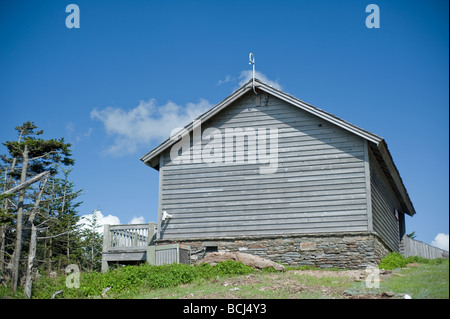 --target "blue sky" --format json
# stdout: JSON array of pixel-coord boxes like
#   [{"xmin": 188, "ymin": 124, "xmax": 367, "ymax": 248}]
[{"xmin": 0, "ymin": 0, "xmax": 448, "ymax": 249}]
